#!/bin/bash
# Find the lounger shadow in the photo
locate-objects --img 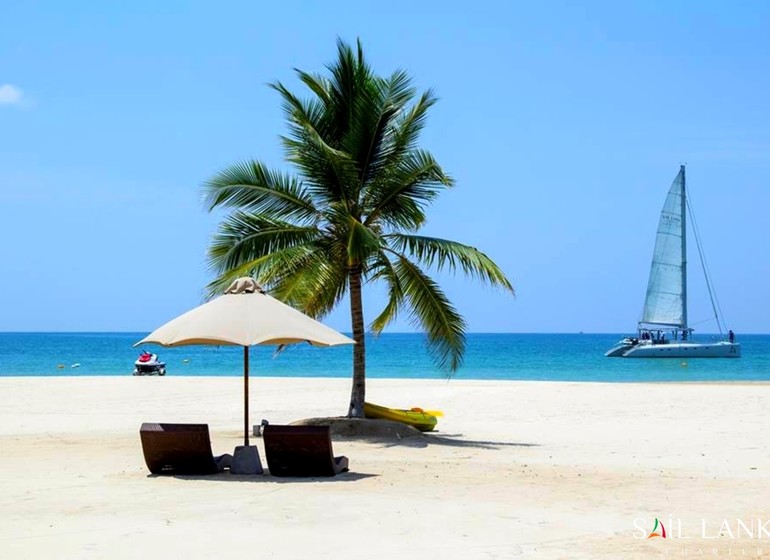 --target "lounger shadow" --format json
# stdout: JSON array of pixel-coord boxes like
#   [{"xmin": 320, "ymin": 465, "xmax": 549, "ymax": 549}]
[
  {"xmin": 140, "ymin": 422, "xmax": 220, "ymax": 475},
  {"xmin": 263, "ymin": 425, "xmax": 349, "ymax": 477}
]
